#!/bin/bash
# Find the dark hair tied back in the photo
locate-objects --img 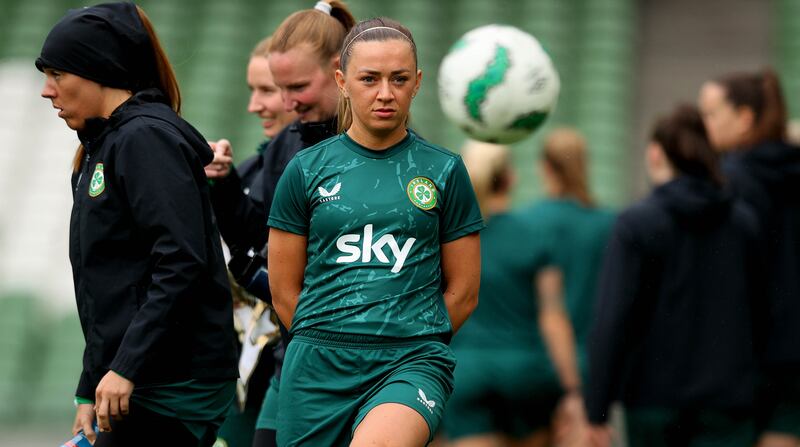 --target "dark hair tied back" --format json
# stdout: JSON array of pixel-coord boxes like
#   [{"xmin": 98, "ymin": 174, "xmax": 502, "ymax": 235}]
[{"xmin": 652, "ymin": 104, "xmax": 723, "ymax": 185}]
